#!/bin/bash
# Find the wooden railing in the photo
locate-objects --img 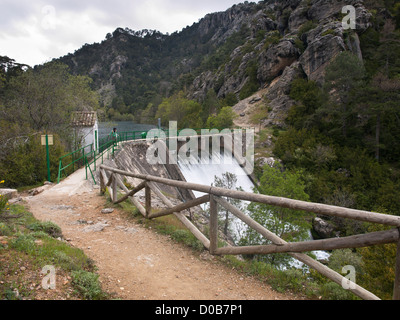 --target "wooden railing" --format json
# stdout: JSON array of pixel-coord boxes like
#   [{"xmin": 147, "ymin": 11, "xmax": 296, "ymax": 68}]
[{"xmin": 99, "ymin": 164, "xmax": 400, "ymax": 301}]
